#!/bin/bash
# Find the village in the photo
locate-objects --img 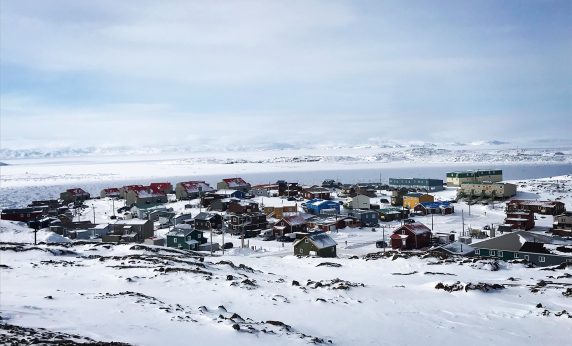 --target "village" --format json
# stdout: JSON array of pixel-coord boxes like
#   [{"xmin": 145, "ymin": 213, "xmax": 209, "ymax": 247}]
[{"xmin": 2, "ymin": 169, "xmax": 572, "ymax": 266}]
